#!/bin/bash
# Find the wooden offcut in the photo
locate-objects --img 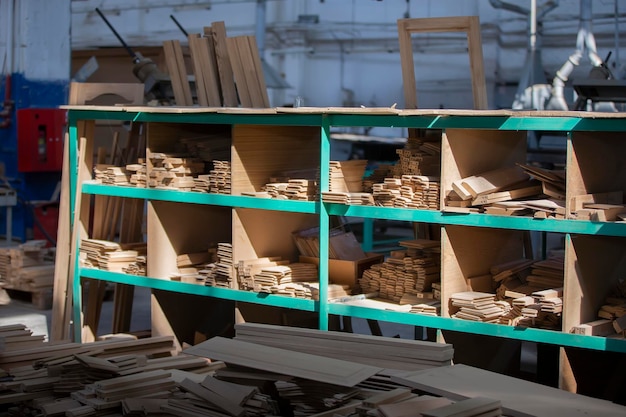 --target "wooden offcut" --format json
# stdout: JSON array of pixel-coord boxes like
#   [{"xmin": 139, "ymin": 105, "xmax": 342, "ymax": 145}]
[{"xmin": 163, "ymin": 40, "xmax": 193, "ymax": 106}]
